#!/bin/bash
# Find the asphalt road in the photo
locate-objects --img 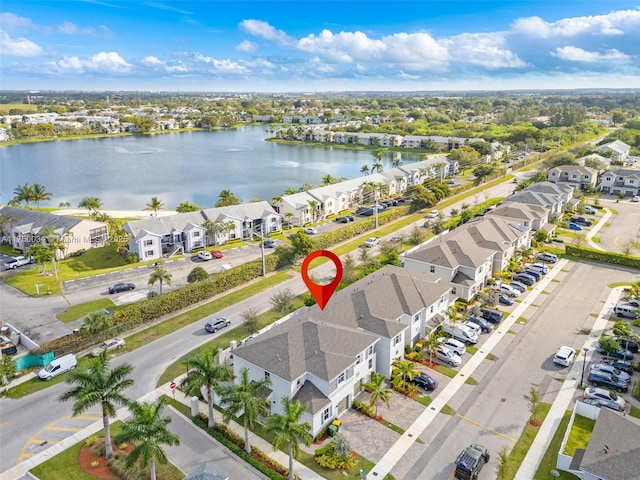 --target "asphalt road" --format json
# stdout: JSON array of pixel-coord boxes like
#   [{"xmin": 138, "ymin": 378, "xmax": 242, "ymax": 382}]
[
  {"xmin": 588, "ymin": 196, "xmax": 640, "ymax": 256},
  {"xmin": 404, "ymin": 261, "xmax": 639, "ymax": 480}
]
